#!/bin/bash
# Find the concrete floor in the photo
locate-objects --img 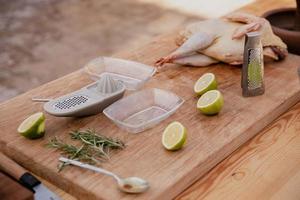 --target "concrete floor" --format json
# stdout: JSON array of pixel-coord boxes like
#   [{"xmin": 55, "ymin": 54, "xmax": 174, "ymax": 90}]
[{"xmin": 0, "ymin": 0, "xmax": 251, "ymax": 102}]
